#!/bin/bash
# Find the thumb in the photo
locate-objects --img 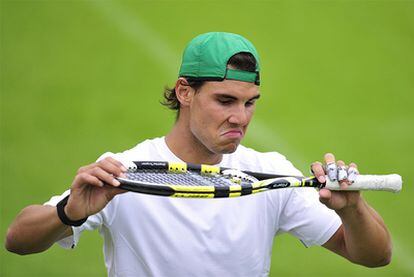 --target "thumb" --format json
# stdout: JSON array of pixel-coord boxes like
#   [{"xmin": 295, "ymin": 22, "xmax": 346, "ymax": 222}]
[{"xmin": 319, "ymin": 188, "xmax": 332, "ymax": 206}]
